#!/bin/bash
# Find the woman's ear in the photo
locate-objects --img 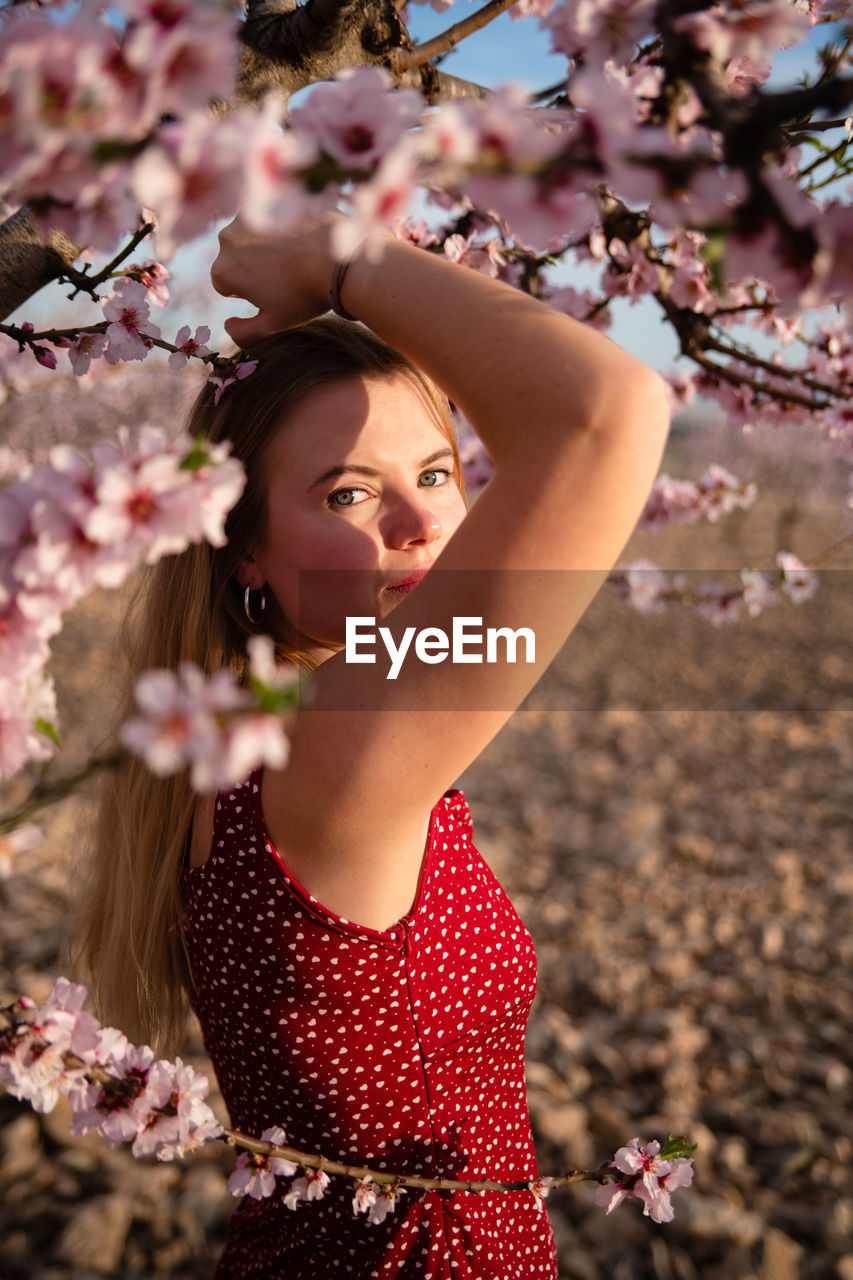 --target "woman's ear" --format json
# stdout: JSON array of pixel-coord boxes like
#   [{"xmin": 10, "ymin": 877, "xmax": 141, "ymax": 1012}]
[{"xmin": 236, "ymin": 554, "xmax": 264, "ymax": 591}]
